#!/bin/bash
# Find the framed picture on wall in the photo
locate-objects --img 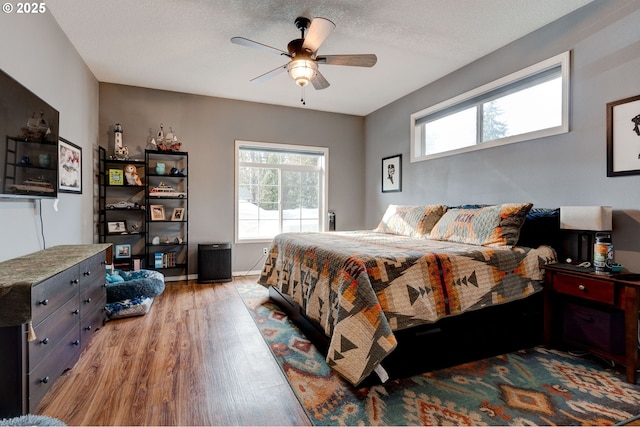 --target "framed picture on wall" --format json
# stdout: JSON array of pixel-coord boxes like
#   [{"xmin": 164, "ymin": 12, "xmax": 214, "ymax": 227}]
[
  {"xmin": 607, "ymin": 94, "xmax": 640, "ymax": 177},
  {"xmin": 382, "ymin": 154, "xmax": 402, "ymax": 193},
  {"xmin": 58, "ymin": 137, "xmax": 82, "ymax": 193}
]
